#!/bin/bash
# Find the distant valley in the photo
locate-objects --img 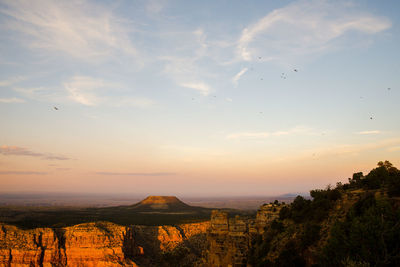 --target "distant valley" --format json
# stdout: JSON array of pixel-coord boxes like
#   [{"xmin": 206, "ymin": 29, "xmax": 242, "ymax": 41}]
[
  {"xmin": 0, "ymin": 192, "xmax": 301, "ymax": 209},
  {"xmin": 0, "ymin": 195, "xmax": 251, "ymax": 229}
]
